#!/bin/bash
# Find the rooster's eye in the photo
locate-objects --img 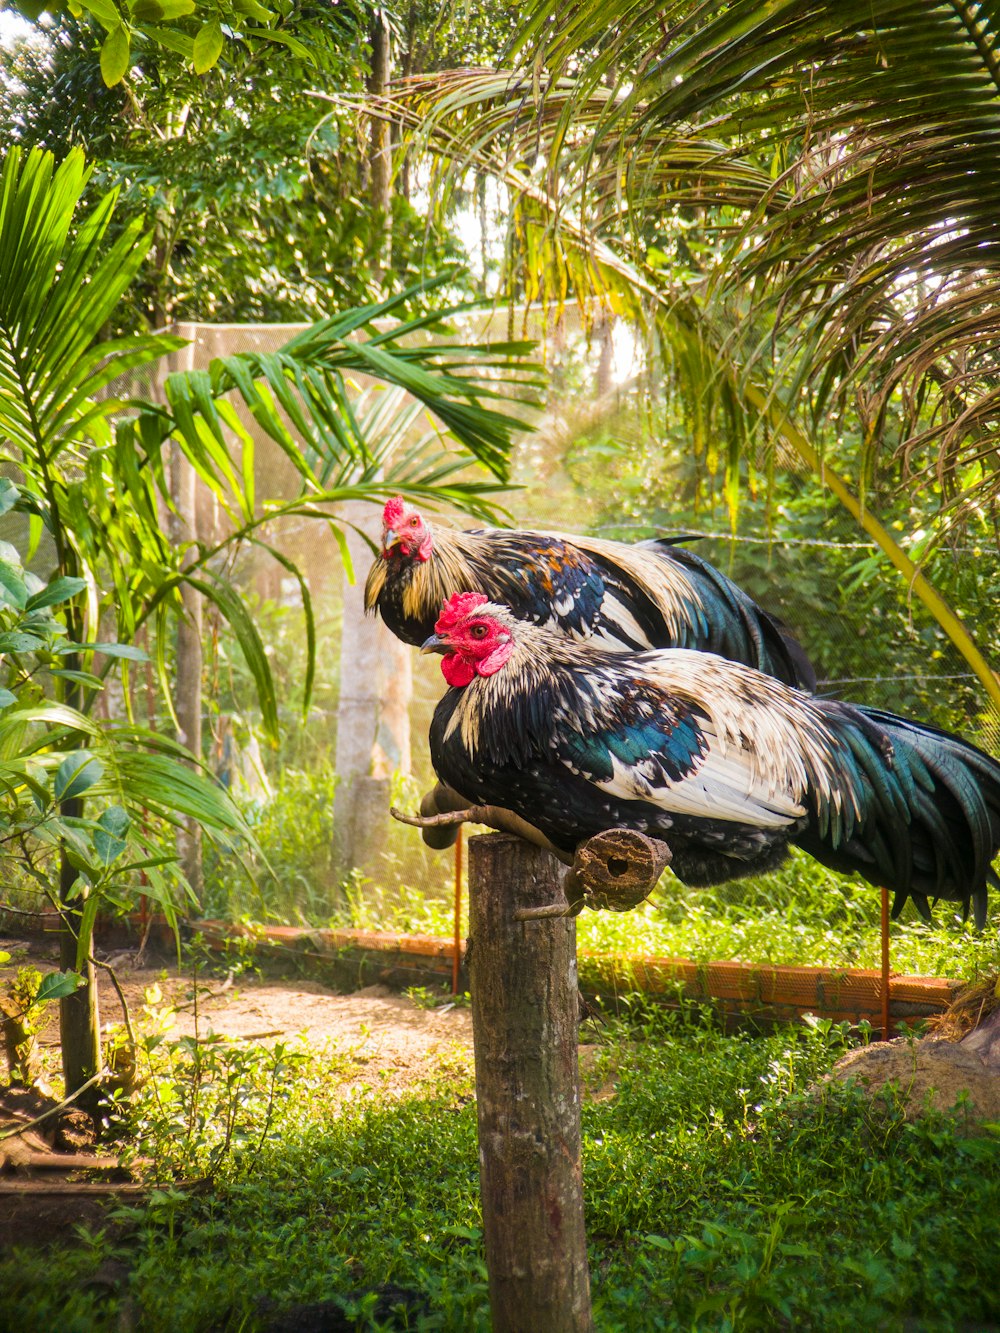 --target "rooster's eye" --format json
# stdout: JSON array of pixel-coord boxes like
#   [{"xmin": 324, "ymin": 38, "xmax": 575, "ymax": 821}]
[
  {"xmin": 468, "ymin": 624, "xmax": 488, "ymax": 639},
  {"xmin": 409, "ymin": 517, "xmax": 419, "ymax": 526}
]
